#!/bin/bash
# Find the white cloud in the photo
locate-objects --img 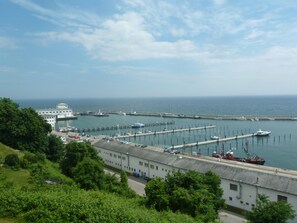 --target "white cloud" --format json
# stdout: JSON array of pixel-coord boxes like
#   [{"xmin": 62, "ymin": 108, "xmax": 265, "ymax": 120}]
[
  {"xmin": 0, "ymin": 66, "xmax": 17, "ymax": 73},
  {"xmin": 34, "ymin": 12, "xmax": 206, "ymax": 61},
  {"xmin": 10, "ymin": 0, "xmax": 101, "ymax": 28},
  {"xmin": 0, "ymin": 36, "xmax": 17, "ymax": 49},
  {"xmin": 213, "ymin": 0, "xmax": 226, "ymax": 6}
]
